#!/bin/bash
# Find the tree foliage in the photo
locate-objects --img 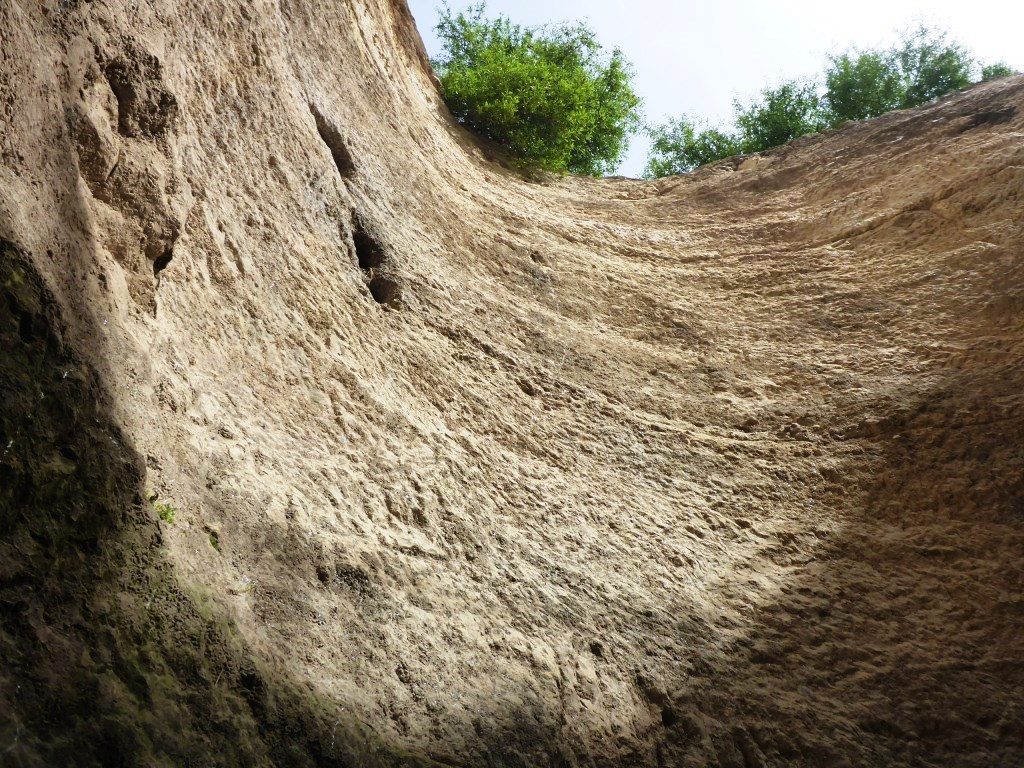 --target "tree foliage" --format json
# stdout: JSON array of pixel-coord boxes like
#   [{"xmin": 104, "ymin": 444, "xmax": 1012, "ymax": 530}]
[
  {"xmin": 824, "ymin": 50, "xmax": 905, "ymax": 123},
  {"xmin": 981, "ymin": 62, "xmax": 1019, "ymax": 81},
  {"xmin": 646, "ymin": 119, "xmax": 740, "ymax": 176},
  {"xmin": 897, "ymin": 27, "xmax": 974, "ymax": 106},
  {"xmin": 432, "ymin": 3, "xmax": 641, "ymax": 176},
  {"xmin": 824, "ymin": 27, "xmax": 974, "ymax": 122},
  {"xmin": 735, "ymin": 82, "xmax": 827, "ymax": 153},
  {"xmin": 646, "ymin": 26, "xmax": 1012, "ymax": 178},
  {"xmin": 644, "ymin": 82, "xmax": 826, "ymax": 177},
  {"xmin": 644, "ymin": 82, "xmax": 827, "ymax": 177}
]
